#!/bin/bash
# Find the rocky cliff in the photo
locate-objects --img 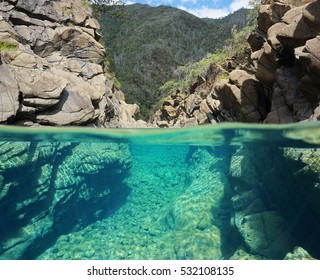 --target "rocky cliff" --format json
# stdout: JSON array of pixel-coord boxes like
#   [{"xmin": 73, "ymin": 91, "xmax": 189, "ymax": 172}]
[
  {"xmin": 151, "ymin": 0, "xmax": 320, "ymax": 127},
  {"xmin": 0, "ymin": 0, "xmax": 146, "ymax": 128}
]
